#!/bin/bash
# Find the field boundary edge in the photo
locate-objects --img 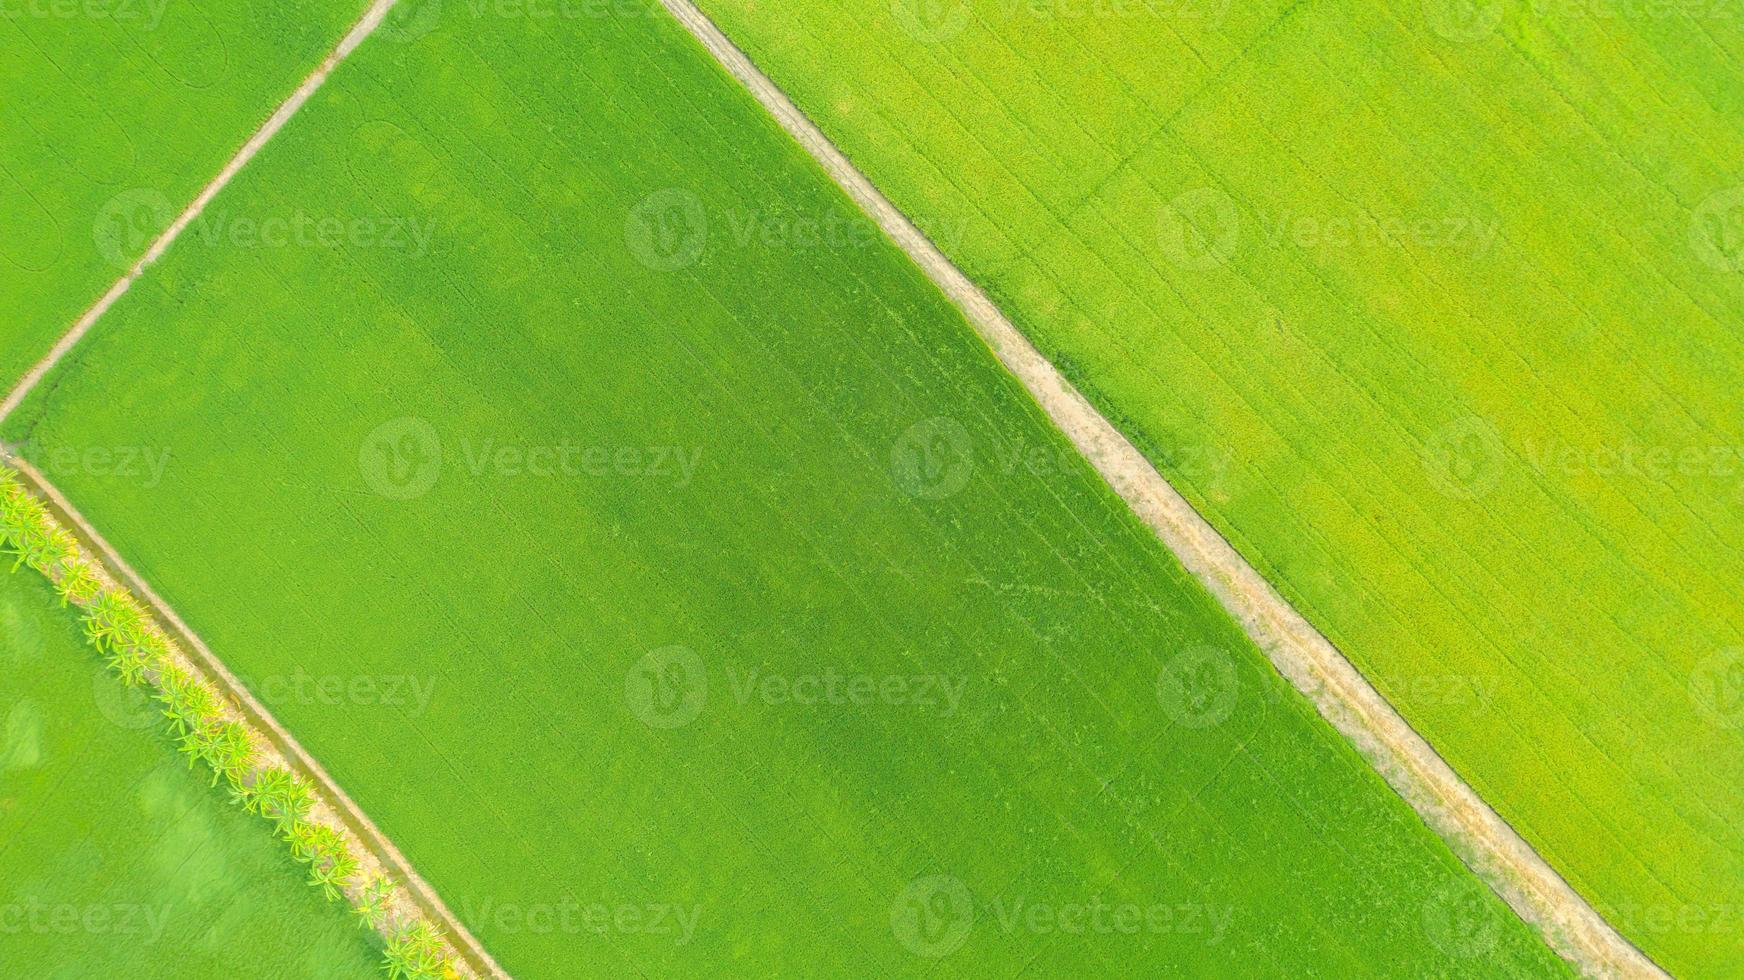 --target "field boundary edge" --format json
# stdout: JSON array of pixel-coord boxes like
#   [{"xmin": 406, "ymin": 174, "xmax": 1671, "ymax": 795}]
[
  {"xmin": 0, "ymin": 0, "xmax": 407, "ymax": 430},
  {"xmin": 651, "ymin": 2, "xmax": 1666, "ymax": 976},
  {"xmin": 6, "ymin": 459, "xmax": 510, "ymax": 979}
]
